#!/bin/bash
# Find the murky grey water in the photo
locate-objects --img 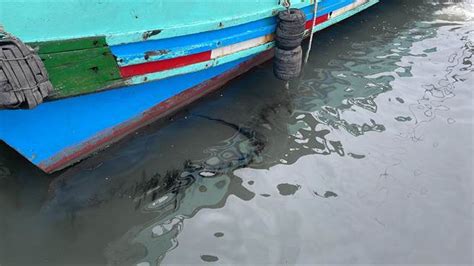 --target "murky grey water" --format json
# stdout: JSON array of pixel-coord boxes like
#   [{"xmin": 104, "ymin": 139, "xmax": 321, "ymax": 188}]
[{"xmin": 1, "ymin": 0, "xmax": 473, "ymax": 265}]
